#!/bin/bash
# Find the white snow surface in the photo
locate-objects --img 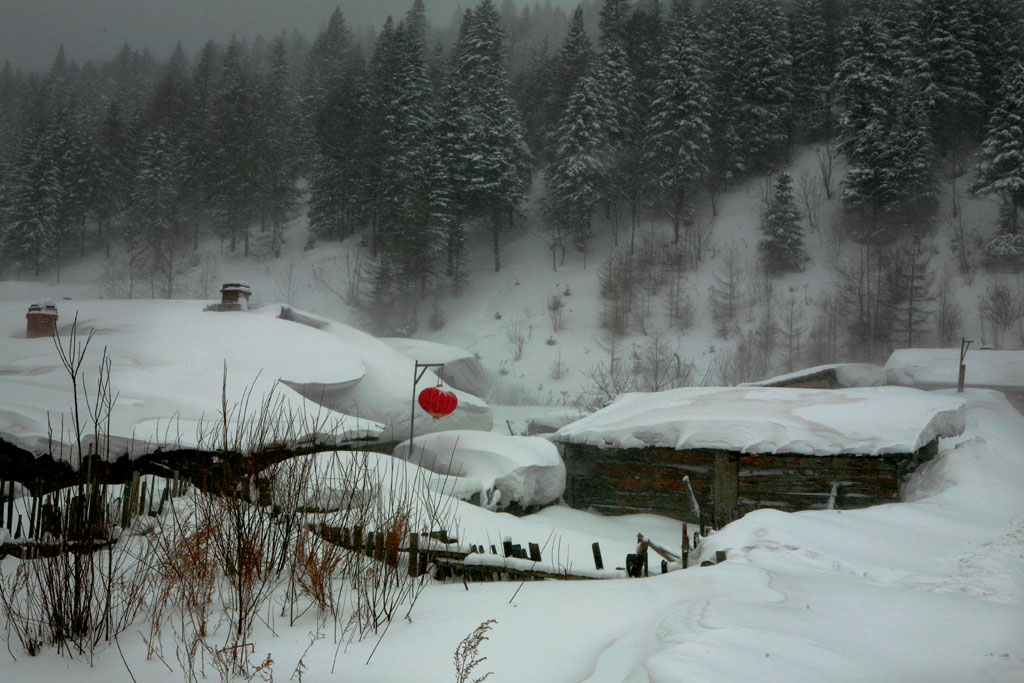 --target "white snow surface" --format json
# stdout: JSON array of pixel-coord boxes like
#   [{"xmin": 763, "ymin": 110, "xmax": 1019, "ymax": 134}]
[
  {"xmin": 740, "ymin": 362, "xmax": 887, "ymax": 388},
  {"xmin": 554, "ymin": 386, "xmax": 966, "ymax": 455},
  {"xmin": 887, "ymin": 347, "xmax": 1024, "ymax": 387},
  {"xmin": 266, "ymin": 306, "xmax": 494, "ymax": 438},
  {"xmin": 0, "ymin": 299, "xmax": 381, "ymax": 459},
  {"xmin": 392, "ymin": 429, "xmax": 565, "ymax": 509}
]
